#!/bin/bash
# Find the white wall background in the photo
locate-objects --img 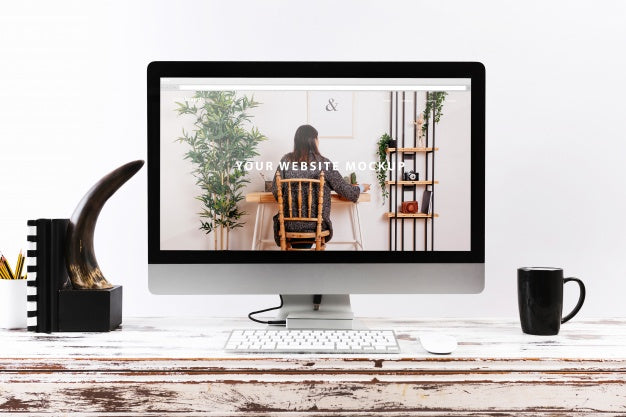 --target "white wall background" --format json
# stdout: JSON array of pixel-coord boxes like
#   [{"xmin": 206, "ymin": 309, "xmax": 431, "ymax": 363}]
[
  {"xmin": 1, "ymin": 0, "xmax": 625, "ymax": 318},
  {"xmin": 159, "ymin": 89, "xmax": 471, "ymax": 251}
]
